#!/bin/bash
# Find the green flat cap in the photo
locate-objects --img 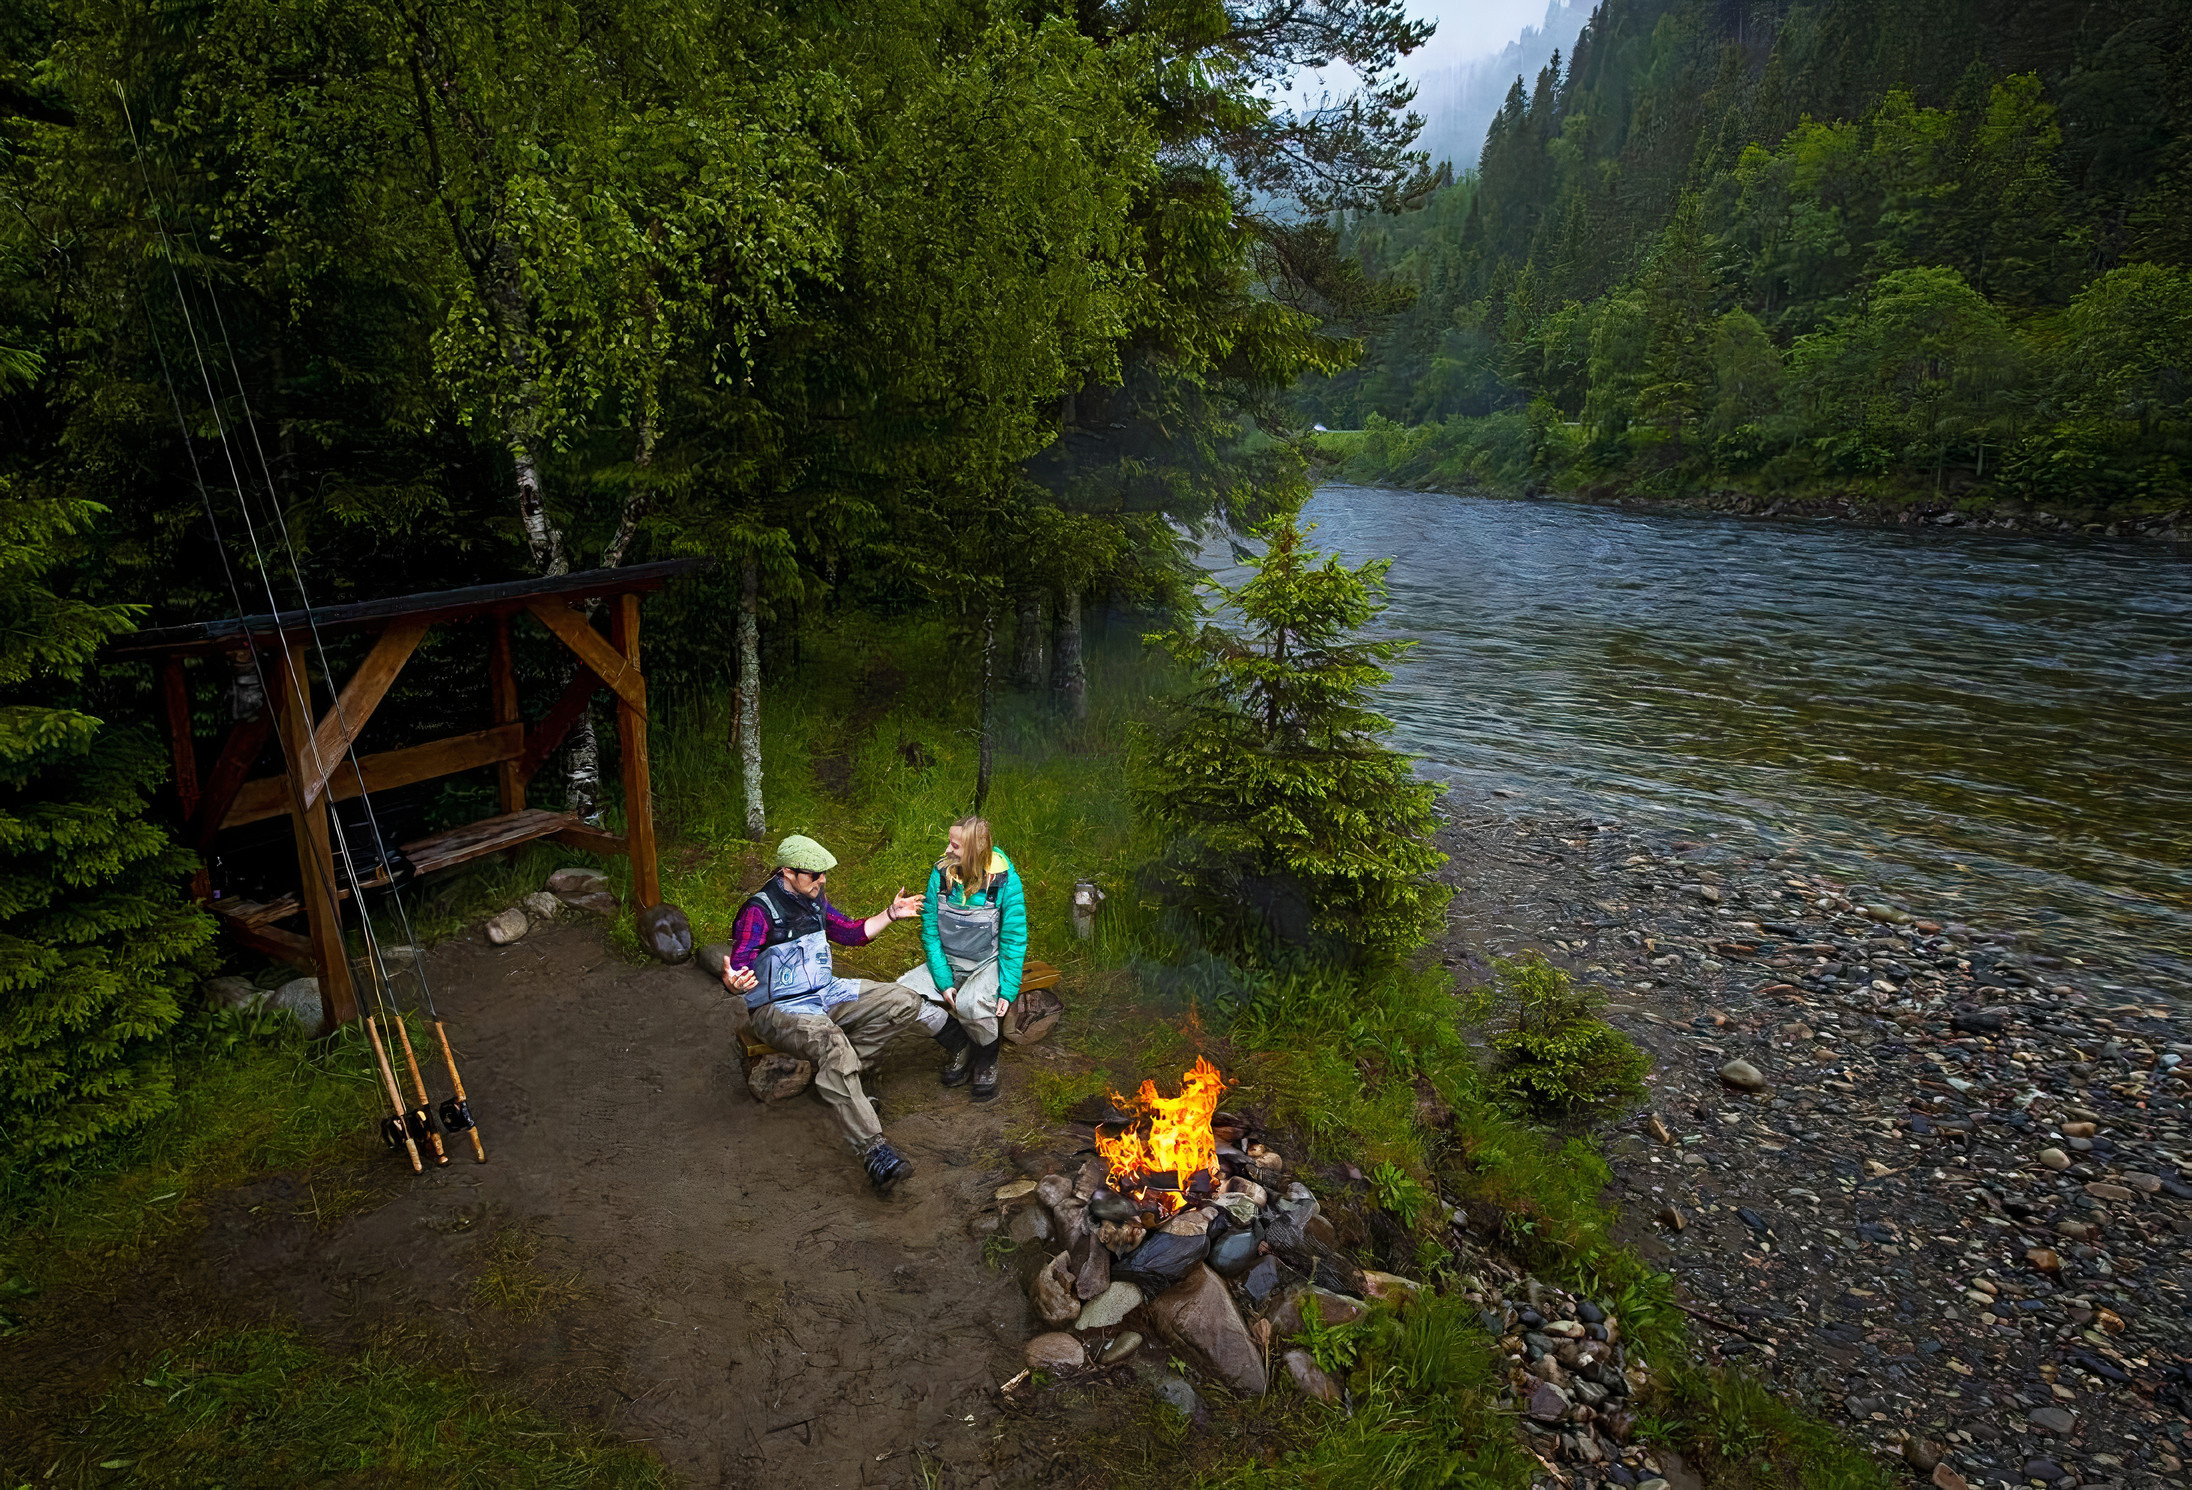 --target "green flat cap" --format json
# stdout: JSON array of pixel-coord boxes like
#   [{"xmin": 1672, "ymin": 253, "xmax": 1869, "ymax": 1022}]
[{"xmin": 775, "ymin": 834, "xmax": 837, "ymax": 873}]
